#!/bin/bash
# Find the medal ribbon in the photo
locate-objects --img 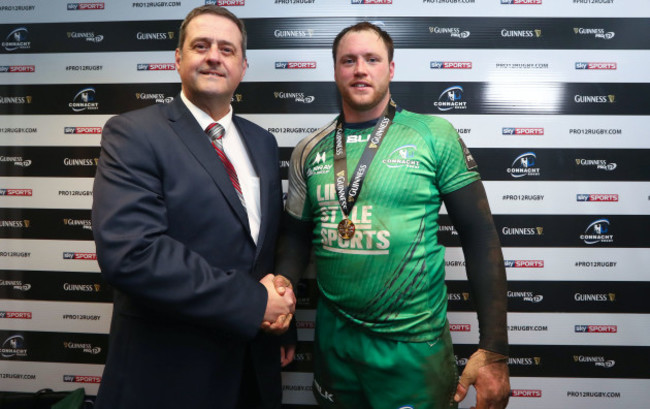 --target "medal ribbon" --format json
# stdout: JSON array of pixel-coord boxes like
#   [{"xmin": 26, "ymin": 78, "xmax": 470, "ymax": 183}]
[{"xmin": 333, "ymin": 100, "xmax": 397, "ymax": 220}]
